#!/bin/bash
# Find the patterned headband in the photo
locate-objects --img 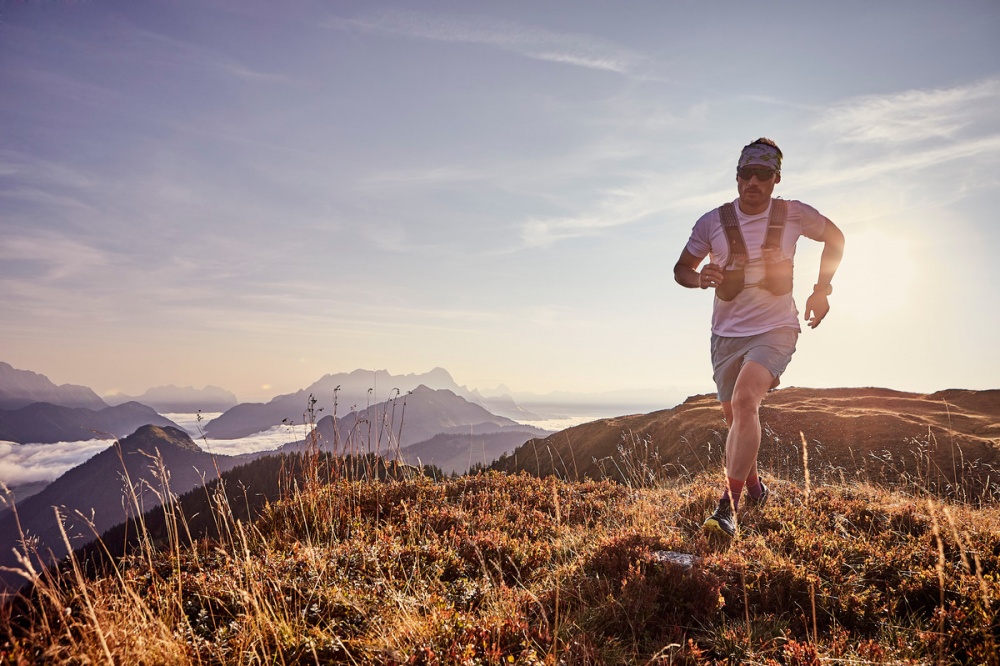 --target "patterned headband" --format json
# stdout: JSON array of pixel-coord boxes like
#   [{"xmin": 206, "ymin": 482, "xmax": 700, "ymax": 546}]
[{"xmin": 738, "ymin": 144, "xmax": 782, "ymax": 172}]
